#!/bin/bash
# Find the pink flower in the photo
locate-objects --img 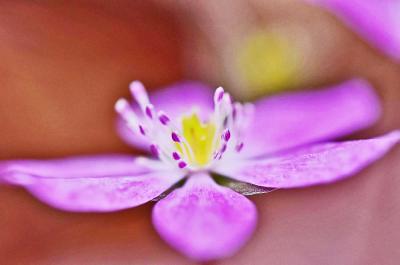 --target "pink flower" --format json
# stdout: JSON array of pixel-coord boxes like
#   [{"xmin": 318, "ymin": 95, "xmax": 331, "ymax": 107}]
[
  {"xmin": 1, "ymin": 79, "xmax": 398, "ymax": 261},
  {"xmin": 308, "ymin": 0, "xmax": 400, "ymax": 60}
]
